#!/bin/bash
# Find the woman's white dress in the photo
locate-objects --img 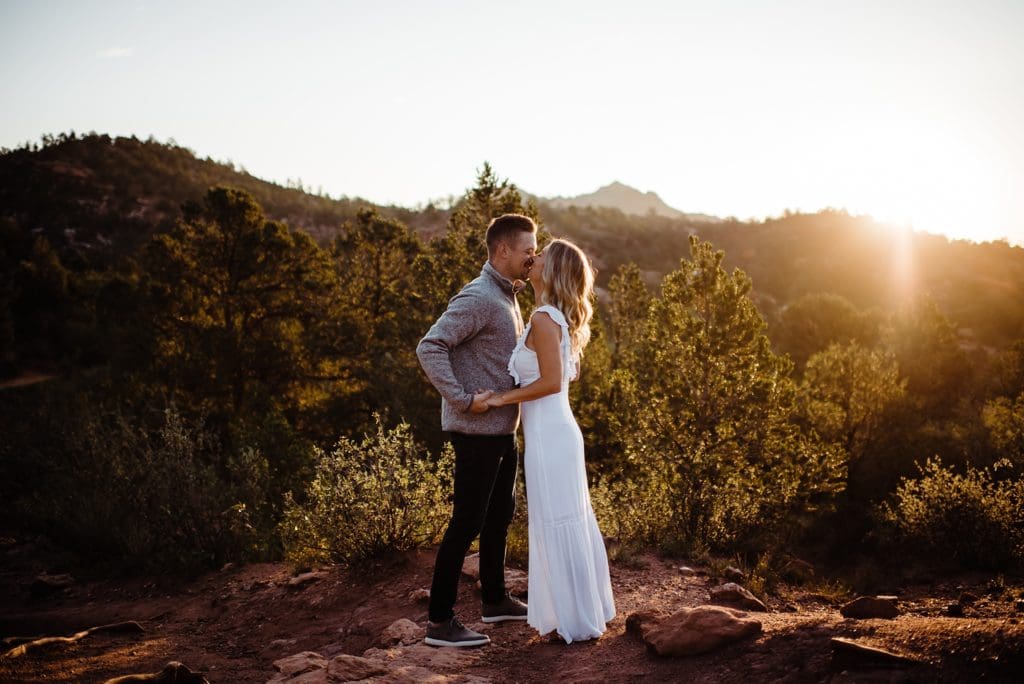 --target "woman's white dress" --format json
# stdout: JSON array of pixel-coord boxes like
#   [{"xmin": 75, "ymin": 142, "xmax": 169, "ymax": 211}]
[{"xmin": 508, "ymin": 304, "xmax": 616, "ymax": 643}]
